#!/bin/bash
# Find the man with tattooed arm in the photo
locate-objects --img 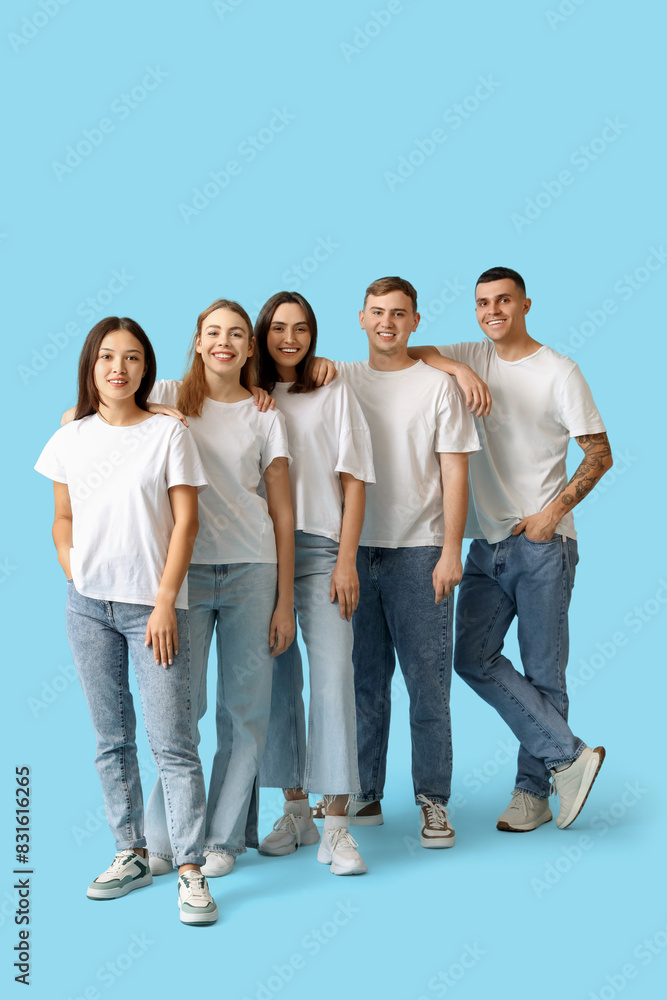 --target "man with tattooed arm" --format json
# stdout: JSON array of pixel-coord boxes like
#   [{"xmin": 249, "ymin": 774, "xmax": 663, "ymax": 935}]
[{"xmin": 409, "ymin": 266, "xmax": 612, "ymax": 833}]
